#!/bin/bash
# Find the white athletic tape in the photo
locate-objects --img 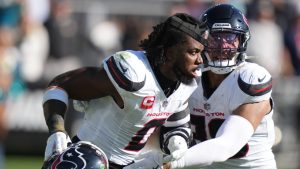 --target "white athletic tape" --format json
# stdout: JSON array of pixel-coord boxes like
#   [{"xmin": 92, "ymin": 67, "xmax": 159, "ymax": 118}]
[{"xmin": 43, "ymin": 87, "xmax": 69, "ymax": 106}]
